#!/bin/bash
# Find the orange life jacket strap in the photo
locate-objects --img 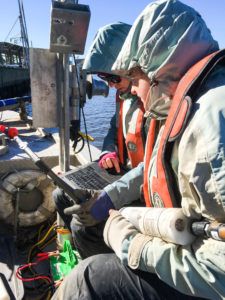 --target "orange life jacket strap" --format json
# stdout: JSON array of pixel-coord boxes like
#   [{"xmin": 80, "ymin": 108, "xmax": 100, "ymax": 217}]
[
  {"xmin": 143, "ymin": 118, "xmax": 157, "ymax": 207},
  {"xmin": 126, "ymin": 102, "xmax": 145, "ymax": 167},
  {"xmin": 145, "ymin": 49, "xmax": 225, "ymax": 208}
]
